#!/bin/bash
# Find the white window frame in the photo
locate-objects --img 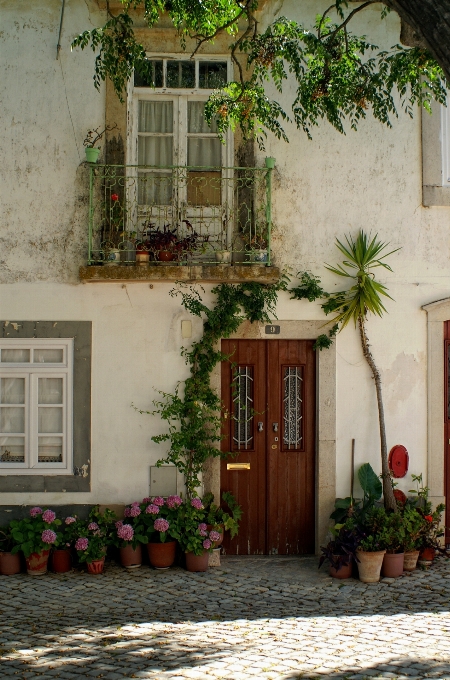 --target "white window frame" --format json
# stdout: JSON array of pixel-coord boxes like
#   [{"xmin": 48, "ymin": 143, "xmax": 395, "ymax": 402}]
[{"xmin": 0, "ymin": 338, "xmax": 73, "ymax": 475}]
